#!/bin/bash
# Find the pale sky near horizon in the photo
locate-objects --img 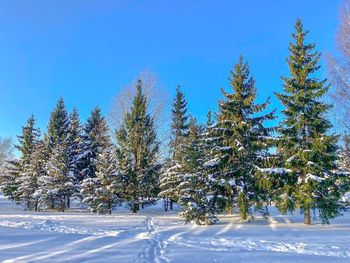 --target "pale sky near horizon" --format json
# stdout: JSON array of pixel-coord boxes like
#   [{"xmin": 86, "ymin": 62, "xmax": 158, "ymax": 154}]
[{"xmin": 0, "ymin": 0, "xmax": 343, "ymax": 140}]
